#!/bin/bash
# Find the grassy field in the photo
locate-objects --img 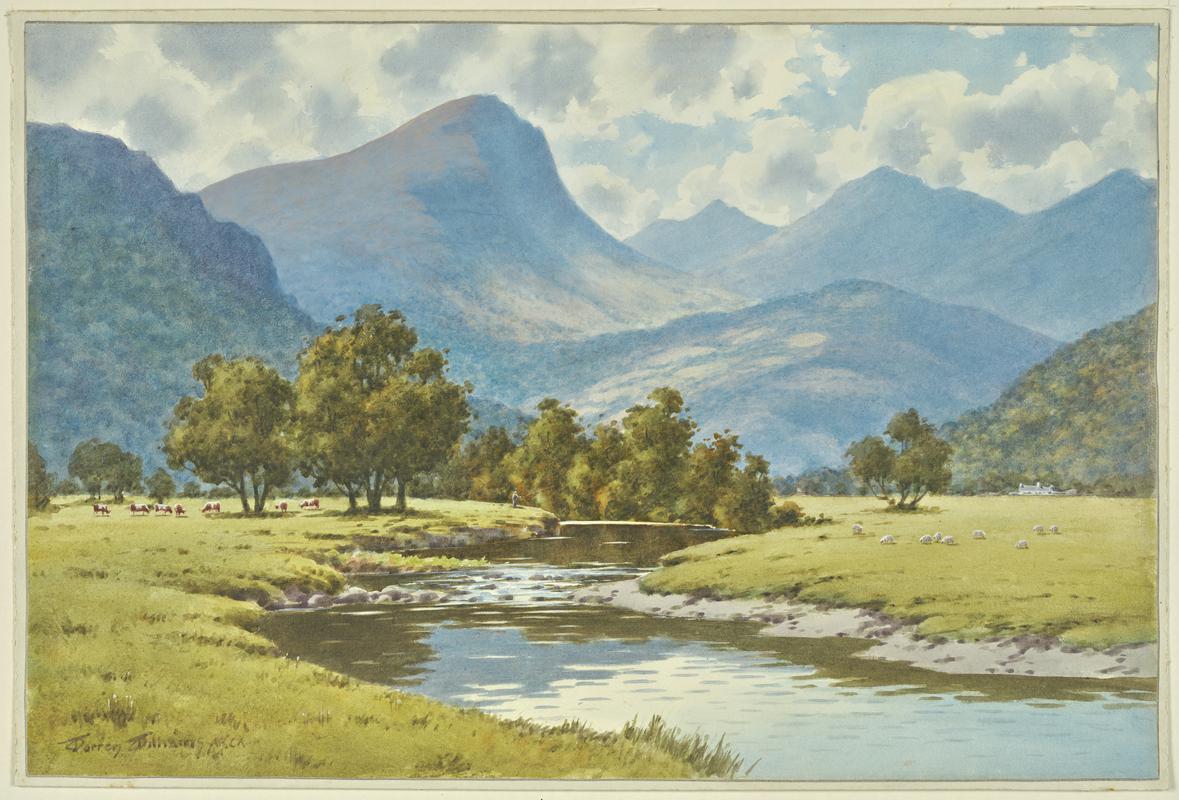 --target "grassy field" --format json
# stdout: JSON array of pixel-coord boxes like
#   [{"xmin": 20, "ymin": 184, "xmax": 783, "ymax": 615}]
[
  {"xmin": 641, "ymin": 495, "xmax": 1157, "ymax": 649},
  {"xmin": 24, "ymin": 495, "xmax": 734, "ymax": 779}
]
